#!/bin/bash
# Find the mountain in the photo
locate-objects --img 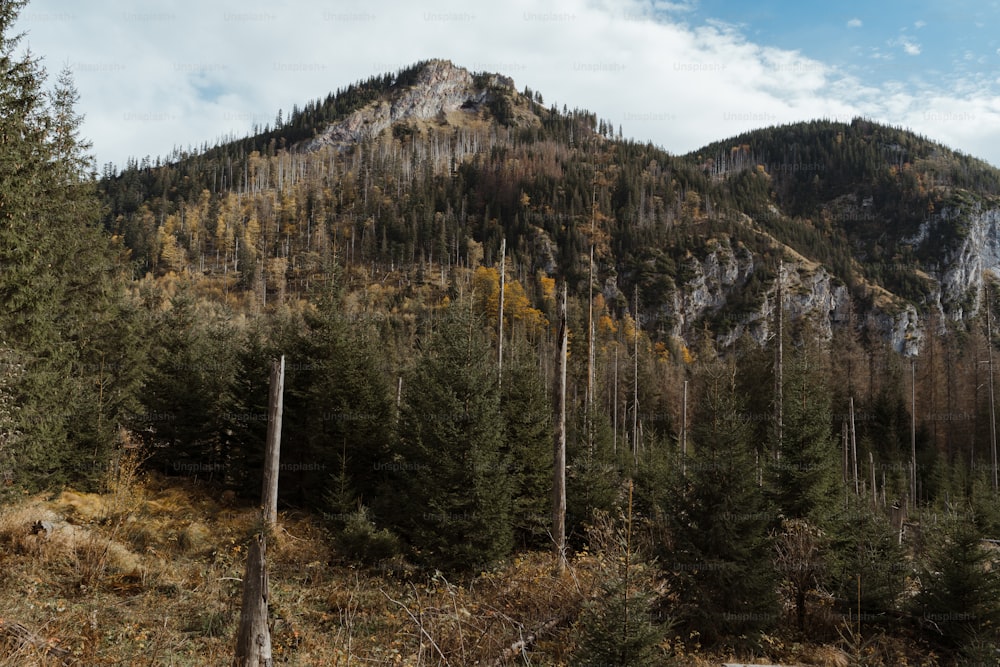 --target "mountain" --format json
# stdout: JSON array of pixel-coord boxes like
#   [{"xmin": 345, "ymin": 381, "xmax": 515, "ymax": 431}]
[
  {"xmin": 302, "ymin": 59, "xmax": 522, "ymax": 150},
  {"xmin": 99, "ymin": 59, "xmax": 1000, "ymax": 355}
]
